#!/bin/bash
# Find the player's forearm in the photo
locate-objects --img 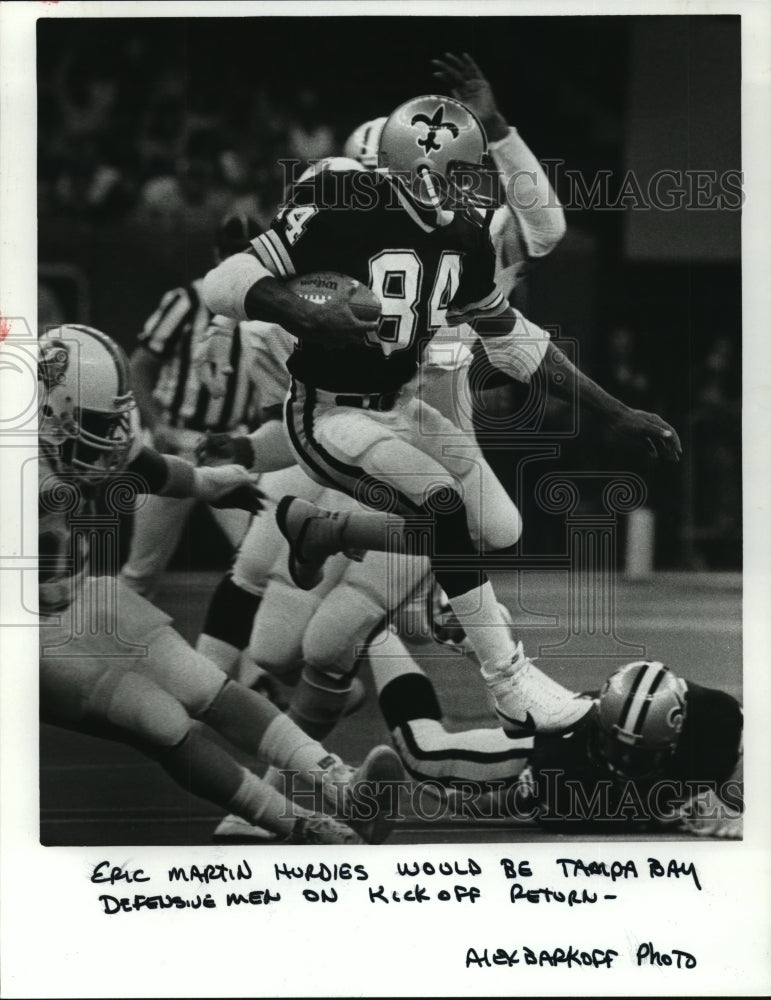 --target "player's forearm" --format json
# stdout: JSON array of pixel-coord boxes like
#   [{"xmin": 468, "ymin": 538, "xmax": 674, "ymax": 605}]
[
  {"xmin": 202, "ymin": 251, "xmax": 317, "ymax": 338},
  {"xmin": 542, "ymin": 340, "xmax": 628, "ymax": 419},
  {"xmin": 490, "ymin": 127, "xmax": 566, "ymax": 261},
  {"xmin": 245, "ymin": 420, "xmax": 296, "ymax": 472},
  {"xmin": 128, "ymin": 446, "xmax": 195, "ymax": 497},
  {"xmin": 473, "ymin": 308, "xmax": 551, "ymax": 384},
  {"xmin": 128, "ymin": 446, "xmax": 230, "ymax": 500},
  {"xmin": 242, "ymin": 276, "xmax": 319, "ymax": 339},
  {"xmin": 128, "ymin": 348, "xmax": 164, "ymax": 430}
]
